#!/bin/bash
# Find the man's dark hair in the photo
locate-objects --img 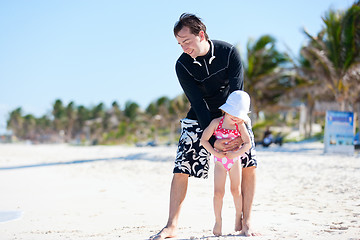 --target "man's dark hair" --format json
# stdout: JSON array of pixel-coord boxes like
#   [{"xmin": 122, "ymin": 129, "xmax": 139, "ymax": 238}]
[{"xmin": 174, "ymin": 13, "xmax": 209, "ymax": 40}]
